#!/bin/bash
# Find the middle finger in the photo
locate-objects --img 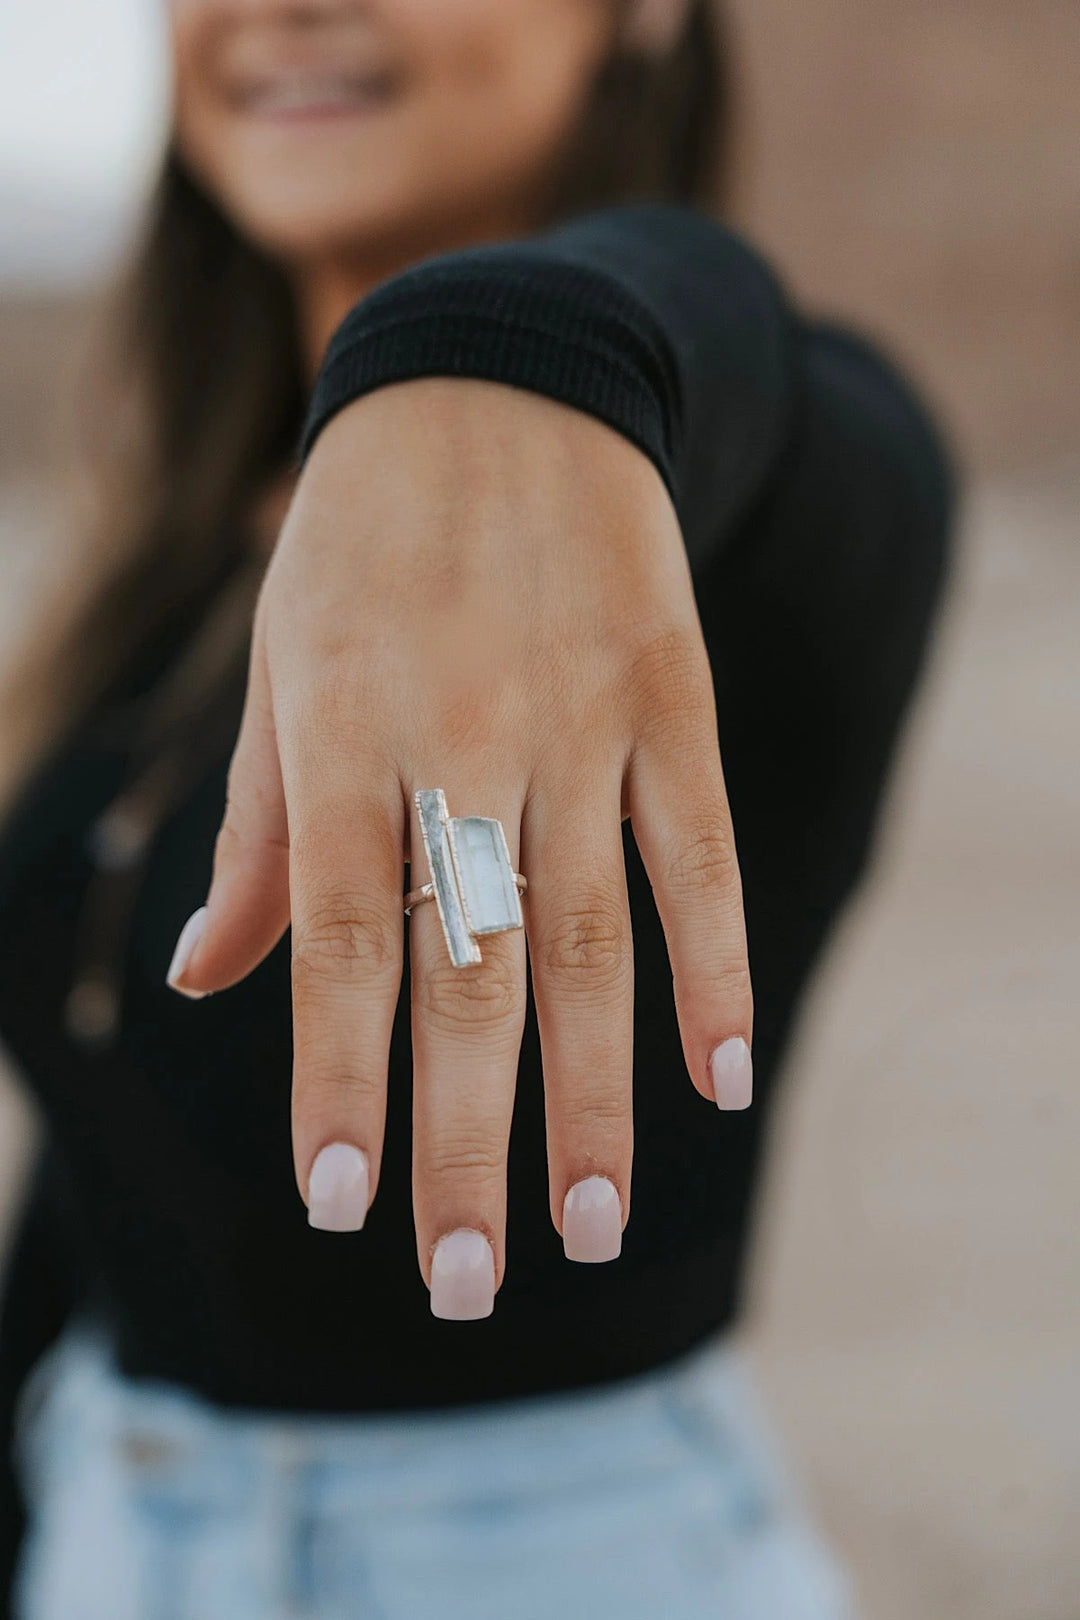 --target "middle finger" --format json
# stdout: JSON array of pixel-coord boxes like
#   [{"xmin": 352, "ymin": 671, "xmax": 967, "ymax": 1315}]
[{"xmin": 407, "ymin": 777, "xmax": 528, "ymax": 1320}]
